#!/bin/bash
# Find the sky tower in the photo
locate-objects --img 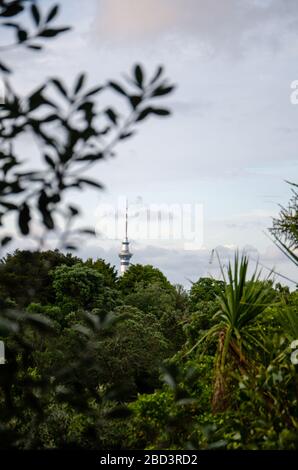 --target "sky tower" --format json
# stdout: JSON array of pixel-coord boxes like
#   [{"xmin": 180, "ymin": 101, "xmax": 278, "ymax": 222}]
[{"xmin": 119, "ymin": 202, "xmax": 133, "ymax": 275}]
